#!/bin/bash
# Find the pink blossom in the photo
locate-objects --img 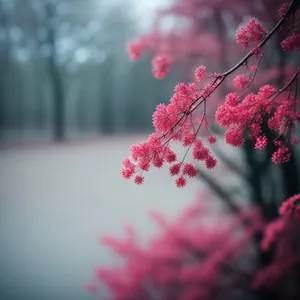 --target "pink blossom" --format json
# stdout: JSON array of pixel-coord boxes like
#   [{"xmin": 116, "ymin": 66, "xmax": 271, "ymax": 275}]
[
  {"xmin": 169, "ymin": 163, "xmax": 182, "ymax": 176},
  {"xmin": 182, "ymin": 163, "xmax": 198, "ymax": 177},
  {"xmin": 279, "ymin": 2, "xmax": 289, "ymax": 18},
  {"xmin": 88, "ymin": 197, "xmax": 268, "ymax": 299},
  {"xmin": 279, "ymin": 193, "xmax": 300, "ymax": 218},
  {"xmin": 134, "ymin": 175, "xmax": 144, "ymax": 185},
  {"xmin": 271, "ymin": 147, "xmax": 291, "ymax": 164},
  {"xmin": 175, "ymin": 176, "xmax": 187, "ymax": 187},
  {"xmin": 255, "ymin": 136, "xmax": 267, "ymax": 149},
  {"xmin": 261, "ymin": 219, "xmax": 286, "ymax": 251},
  {"xmin": 205, "ymin": 155, "xmax": 217, "ymax": 169},
  {"xmin": 193, "ymin": 146, "xmax": 210, "ymax": 161},
  {"xmin": 127, "ymin": 41, "xmax": 143, "ymax": 60},
  {"xmin": 194, "ymin": 65, "xmax": 206, "ymax": 82},
  {"xmin": 152, "ymin": 54, "xmax": 173, "ymax": 79},
  {"xmin": 224, "ymin": 127, "xmax": 245, "ymax": 147},
  {"xmin": 224, "ymin": 93, "xmax": 241, "ymax": 106},
  {"xmin": 233, "ymin": 74, "xmax": 249, "ymax": 89},
  {"xmin": 281, "ymin": 34, "xmax": 300, "ymax": 52},
  {"xmin": 207, "ymin": 136, "xmax": 217, "ymax": 144},
  {"xmin": 236, "ymin": 18, "xmax": 266, "ymax": 49}
]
